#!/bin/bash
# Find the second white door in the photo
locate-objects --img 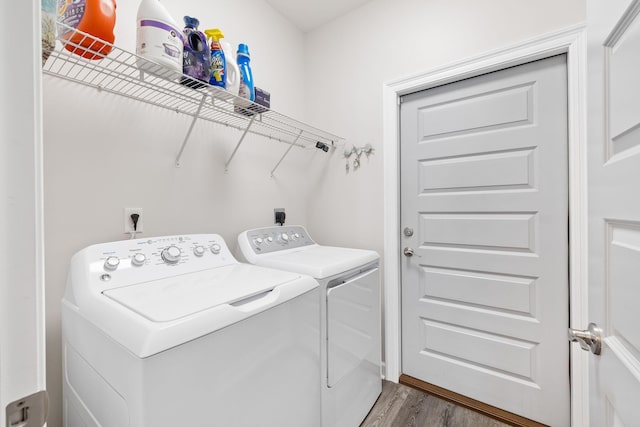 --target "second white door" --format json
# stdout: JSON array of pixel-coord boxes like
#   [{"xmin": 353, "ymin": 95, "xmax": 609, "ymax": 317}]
[{"xmin": 400, "ymin": 55, "xmax": 569, "ymax": 426}]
